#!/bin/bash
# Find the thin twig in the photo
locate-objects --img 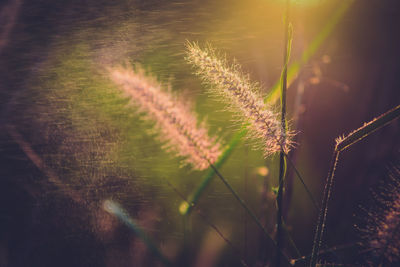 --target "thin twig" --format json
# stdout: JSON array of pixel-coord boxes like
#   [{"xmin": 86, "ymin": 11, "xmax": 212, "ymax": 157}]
[
  {"xmin": 179, "ymin": 1, "xmax": 355, "ymax": 216},
  {"xmin": 310, "ymin": 104, "xmax": 400, "ymax": 267},
  {"xmin": 277, "ymin": 1, "xmax": 291, "ymax": 266},
  {"xmin": 6, "ymin": 124, "xmax": 84, "ymax": 204},
  {"xmin": 284, "ymin": 153, "xmax": 319, "ymax": 212},
  {"xmin": 179, "ymin": 130, "xmax": 246, "ymax": 215},
  {"xmin": 208, "ymin": 163, "xmax": 292, "ymax": 266},
  {"xmin": 336, "ymin": 104, "xmax": 400, "ymax": 152},
  {"xmin": 103, "ymin": 200, "xmax": 174, "ymax": 267},
  {"xmin": 165, "ymin": 179, "xmax": 249, "ymax": 267},
  {"xmin": 310, "ymin": 150, "xmax": 340, "ymax": 267},
  {"xmin": 282, "ymin": 220, "xmax": 302, "ymax": 258}
]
